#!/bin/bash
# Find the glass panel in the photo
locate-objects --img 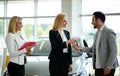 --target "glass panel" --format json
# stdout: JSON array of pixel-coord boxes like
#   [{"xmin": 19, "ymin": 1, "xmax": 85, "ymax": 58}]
[
  {"xmin": 0, "ymin": 1, "xmax": 4, "ymax": 17},
  {"xmin": 36, "ymin": 18, "xmax": 54, "ymax": 38},
  {"xmin": 6, "ymin": 18, "xmax": 10, "ymax": 33},
  {"xmin": 105, "ymin": 16, "xmax": 120, "ymax": 56},
  {"xmin": 106, "ymin": 16, "xmax": 120, "ymax": 33},
  {"xmin": 7, "ymin": 0, "xmax": 34, "ymax": 17},
  {"xmin": 38, "ymin": 0, "xmax": 61, "ymax": 16},
  {"xmin": 82, "ymin": 0, "xmax": 120, "ymax": 14},
  {"xmin": 22, "ymin": 18, "xmax": 34, "ymax": 41},
  {"xmin": 81, "ymin": 16, "xmax": 96, "ymax": 46},
  {"xmin": 0, "ymin": 19, "xmax": 4, "ymax": 40}
]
